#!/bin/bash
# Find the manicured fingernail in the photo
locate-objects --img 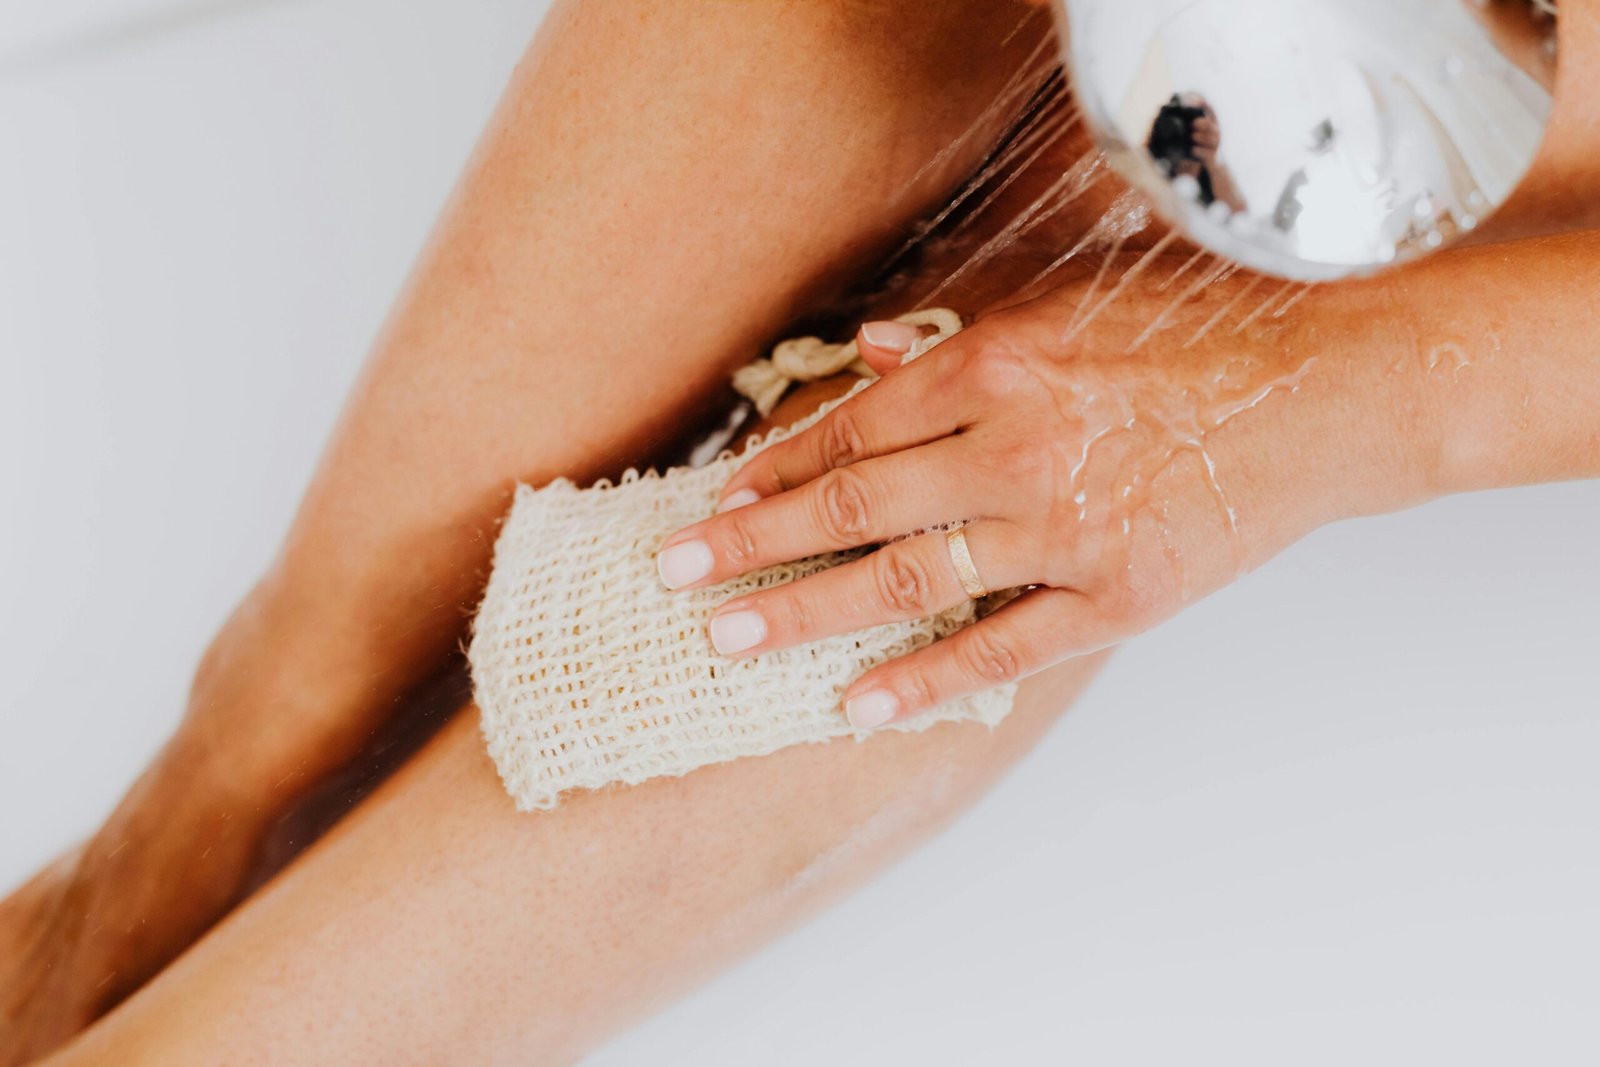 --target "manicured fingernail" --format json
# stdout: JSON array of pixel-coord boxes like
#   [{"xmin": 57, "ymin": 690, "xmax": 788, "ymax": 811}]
[
  {"xmin": 845, "ymin": 689, "xmax": 900, "ymax": 731},
  {"xmin": 717, "ymin": 488, "xmax": 761, "ymax": 514},
  {"xmin": 657, "ymin": 540, "xmax": 713, "ymax": 589},
  {"xmin": 859, "ymin": 320, "xmax": 921, "ymax": 354},
  {"xmin": 710, "ymin": 610, "xmax": 766, "ymax": 655}
]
